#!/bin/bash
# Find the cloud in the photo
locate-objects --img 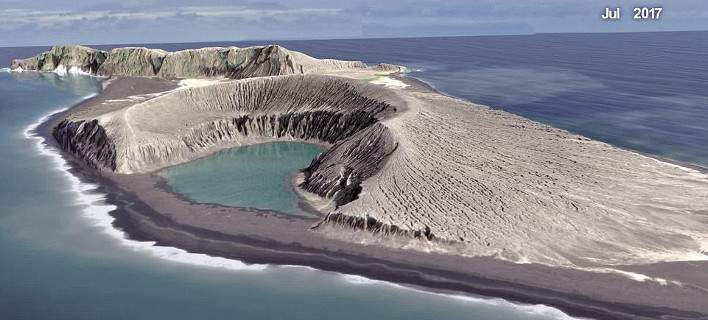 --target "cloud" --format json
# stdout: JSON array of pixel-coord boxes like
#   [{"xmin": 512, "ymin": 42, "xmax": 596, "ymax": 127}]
[
  {"xmin": 2, "ymin": 0, "xmax": 708, "ymax": 46},
  {"xmin": 0, "ymin": 6, "xmax": 343, "ymax": 29}
]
